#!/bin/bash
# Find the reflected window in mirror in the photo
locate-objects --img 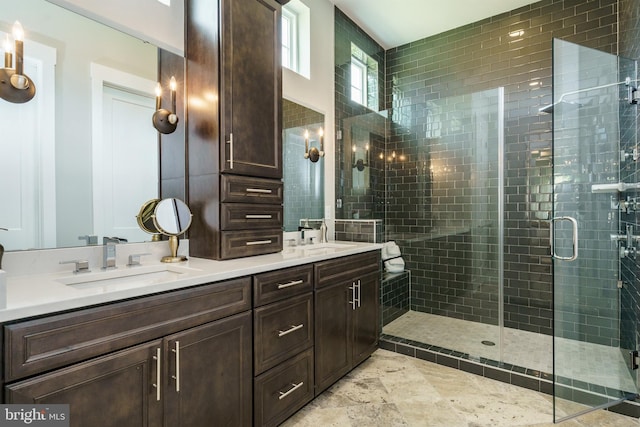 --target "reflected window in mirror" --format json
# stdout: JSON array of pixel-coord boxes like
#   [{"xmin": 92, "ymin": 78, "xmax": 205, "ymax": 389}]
[{"xmin": 282, "ymin": 99, "xmax": 324, "ymax": 232}]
